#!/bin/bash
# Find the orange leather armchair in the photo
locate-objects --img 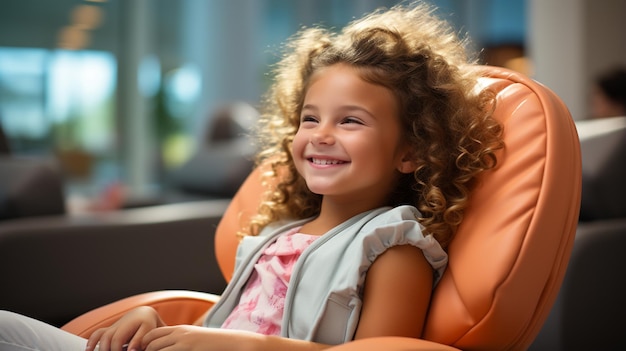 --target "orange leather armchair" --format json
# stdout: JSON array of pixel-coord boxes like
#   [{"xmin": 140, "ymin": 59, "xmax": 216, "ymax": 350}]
[{"xmin": 62, "ymin": 66, "xmax": 581, "ymax": 350}]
